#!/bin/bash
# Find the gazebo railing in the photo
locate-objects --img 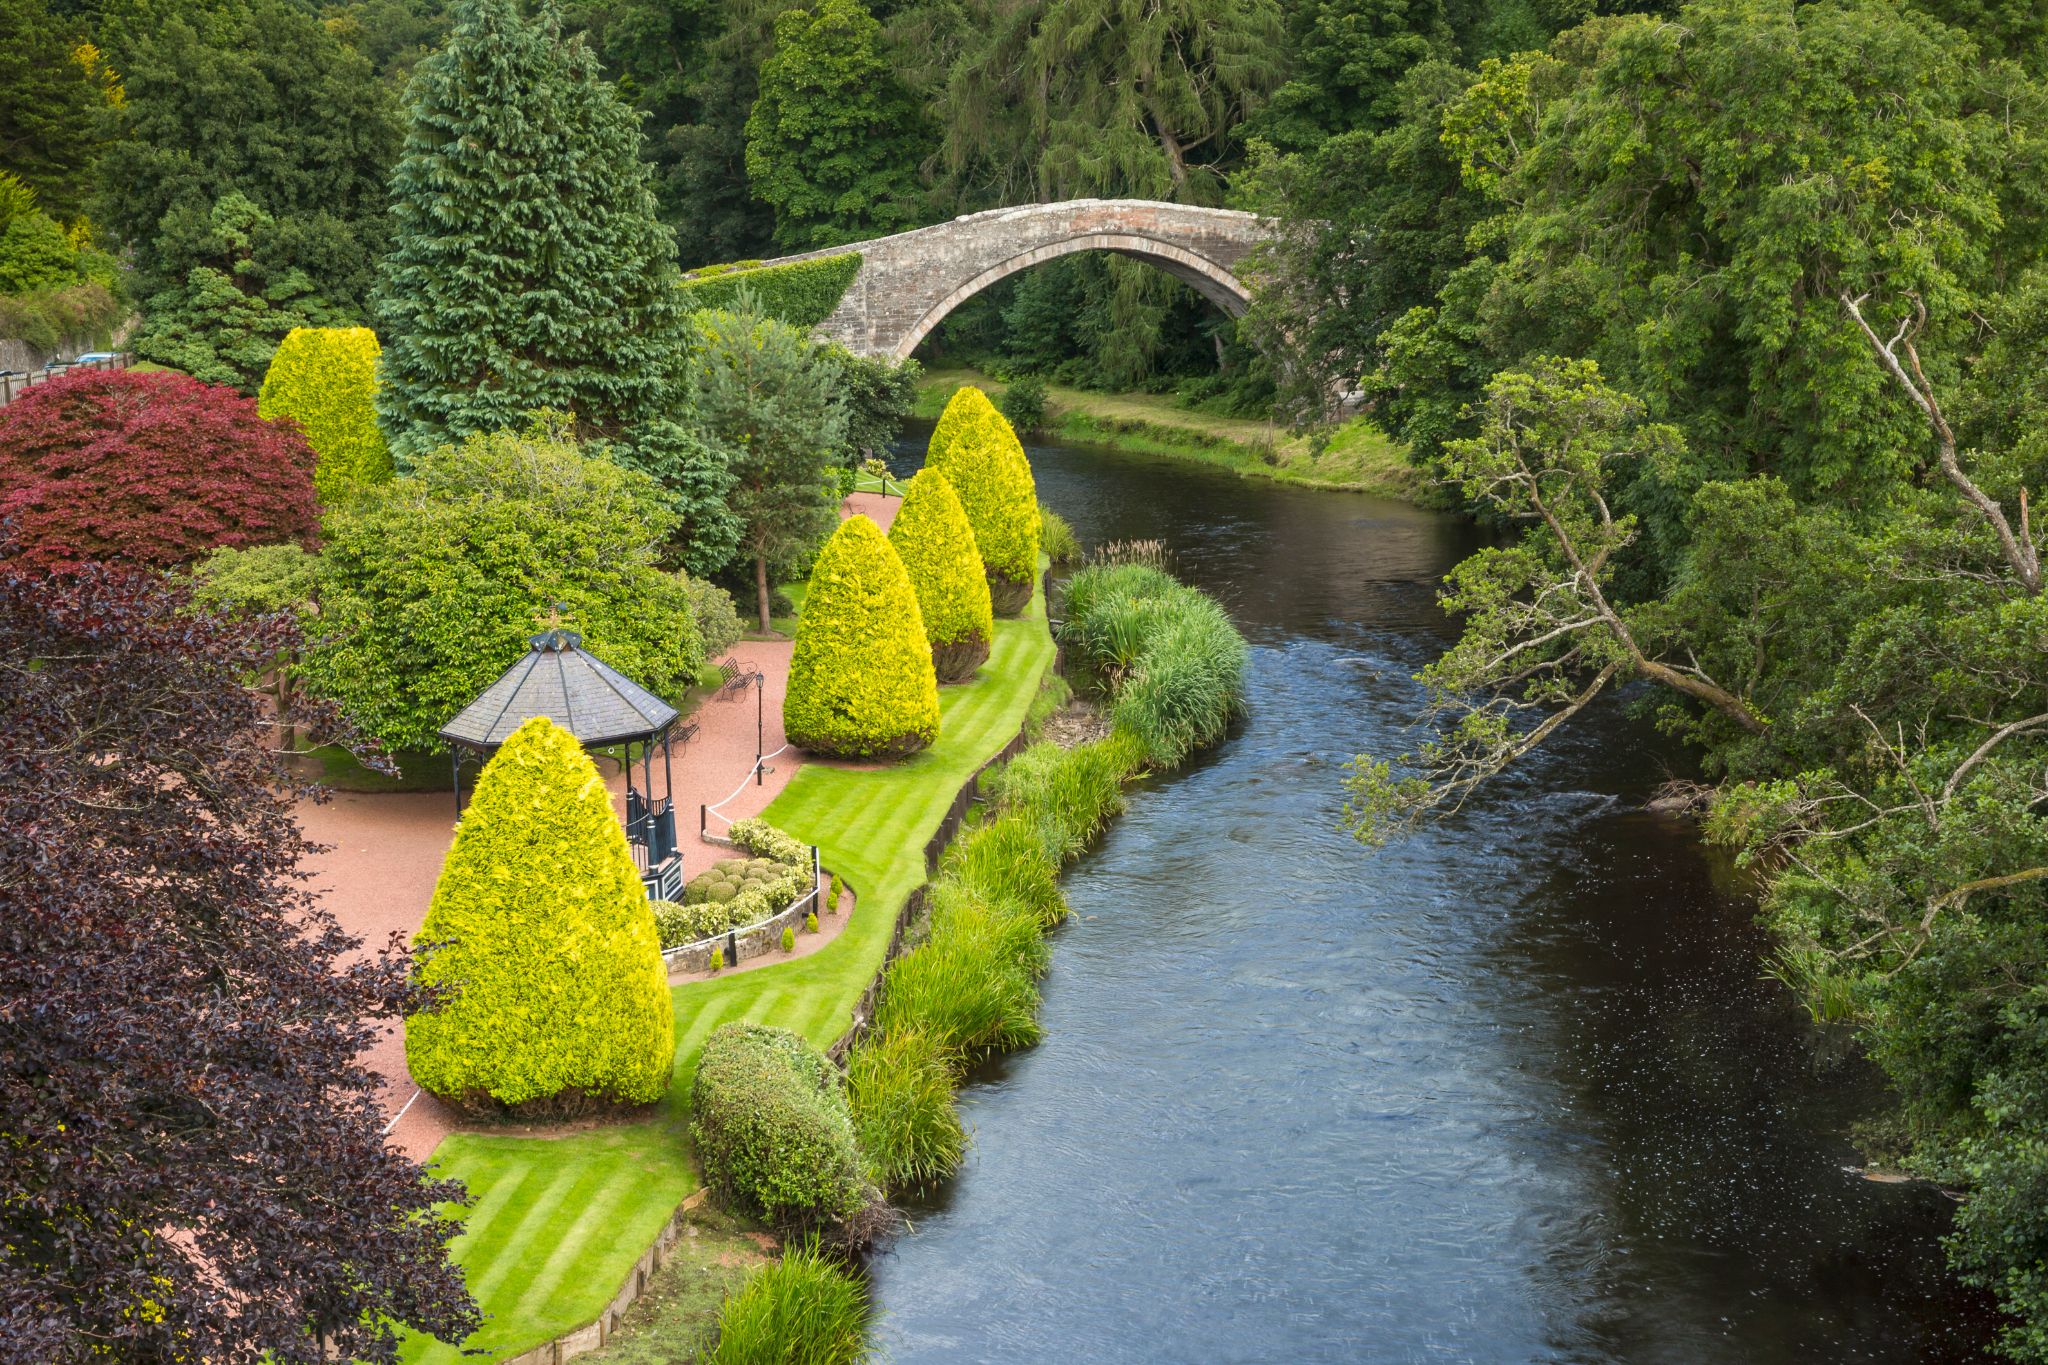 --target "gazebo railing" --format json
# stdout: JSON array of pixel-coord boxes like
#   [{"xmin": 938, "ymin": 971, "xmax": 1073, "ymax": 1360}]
[{"xmin": 626, "ymin": 792, "xmax": 683, "ymax": 901}]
